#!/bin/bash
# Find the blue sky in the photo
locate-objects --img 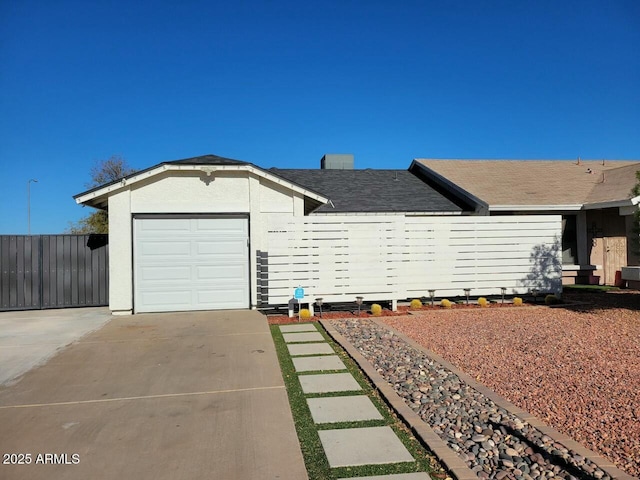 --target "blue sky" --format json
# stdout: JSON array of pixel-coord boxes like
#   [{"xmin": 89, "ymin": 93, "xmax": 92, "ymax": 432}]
[{"xmin": 1, "ymin": 0, "xmax": 639, "ymax": 234}]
